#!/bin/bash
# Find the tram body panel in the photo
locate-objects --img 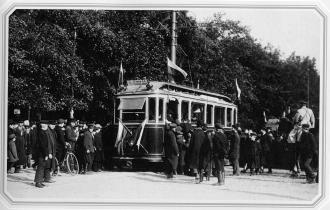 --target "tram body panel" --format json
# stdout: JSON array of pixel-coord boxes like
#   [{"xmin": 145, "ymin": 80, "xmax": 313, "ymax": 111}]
[{"xmin": 108, "ymin": 80, "xmax": 238, "ymax": 166}]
